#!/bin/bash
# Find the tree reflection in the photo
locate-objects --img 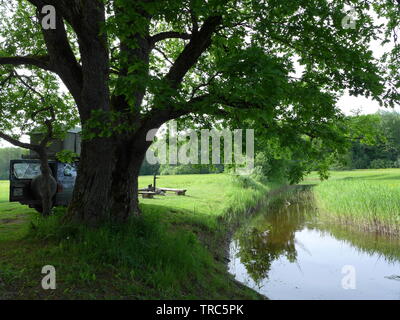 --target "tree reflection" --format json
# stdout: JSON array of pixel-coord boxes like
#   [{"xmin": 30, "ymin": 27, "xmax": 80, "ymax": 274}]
[{"xmin": 233, "ymin": 199, "xmax": 309, "ymax": 284}]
